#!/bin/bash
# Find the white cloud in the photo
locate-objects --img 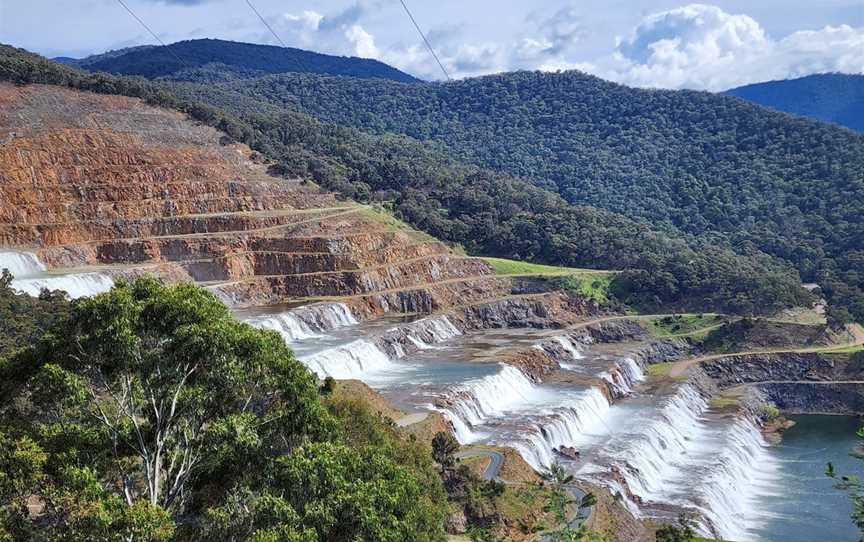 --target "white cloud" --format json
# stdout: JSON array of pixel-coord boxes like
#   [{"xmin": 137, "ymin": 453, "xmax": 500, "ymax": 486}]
[
  {"xmin": 345, "ymin": 24, "xmax": 379, "ymax": 58},
  {"xmin": 220, "ymin": 2, "xmax": 864, "ymax": 87},
  {"xmin": 283, "ymin": 10, "xmax": 324, "ymax": 31},
  {"xmin": 603, "ymin": 4, "xmax": 864, "ymax": 90}
]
